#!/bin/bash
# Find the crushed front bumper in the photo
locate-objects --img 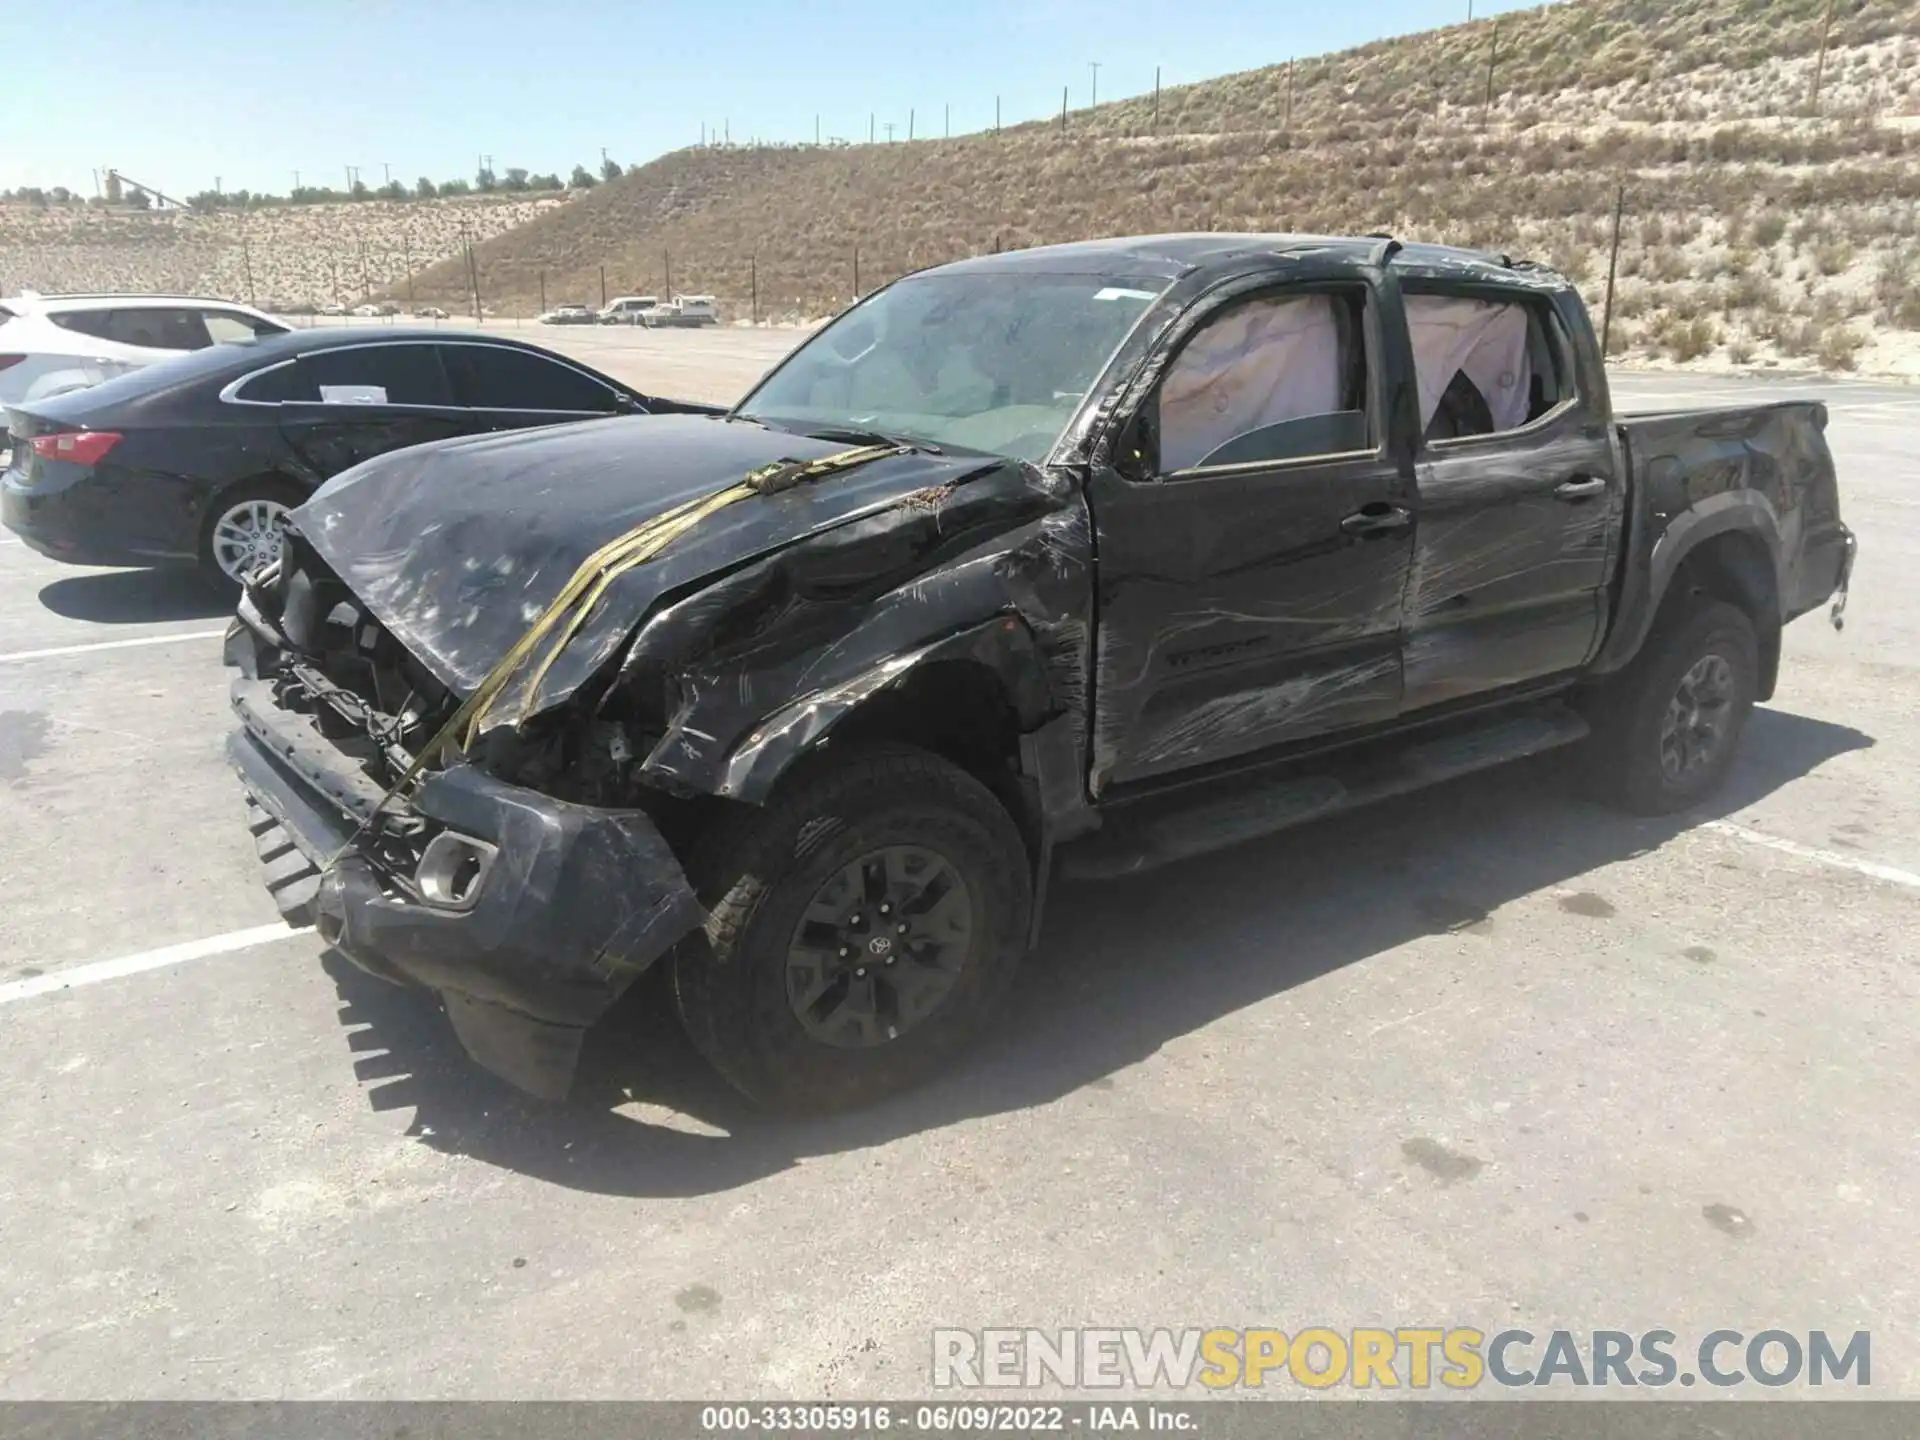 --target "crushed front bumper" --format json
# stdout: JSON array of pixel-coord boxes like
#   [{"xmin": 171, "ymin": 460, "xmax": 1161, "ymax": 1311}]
[{"xmin": 227, "ymin": 675, "xmax": 705, "ymax": 1098}]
